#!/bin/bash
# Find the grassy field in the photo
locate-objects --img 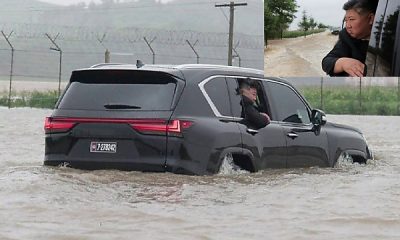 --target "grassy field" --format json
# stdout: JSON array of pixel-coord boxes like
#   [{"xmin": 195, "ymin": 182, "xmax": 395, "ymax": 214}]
[
  {"xmin": 0, "ymin": 90, "xmax": 59, "ymax": 109},
  {"xmin": 282, "ymin": 29, "xmax": 326, "ymax": 38},
  {"xmin": 299, "ymin": 86, "xmax": 400, "ymax": 115},
  {"xmin": 1, "ymin": 87, "xmax": 399, "ymax": 116}
]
